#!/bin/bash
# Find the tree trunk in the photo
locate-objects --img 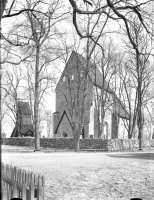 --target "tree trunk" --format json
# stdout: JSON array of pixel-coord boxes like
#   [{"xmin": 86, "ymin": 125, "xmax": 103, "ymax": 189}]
[
  {"xmin": 128, "ymin": 118, "xmax": 132, "ymax": 139},
  {"xmin": 128, "ymin": 129, "xmax": 132, "ymax": 139},
  {"xmin": 136, "ymin": 51, "xmax": 143, "ymax": 150},
  {"xmin": 0, "ymin": 0, "xmax": 7, "ymax": 20},
  {"xmin": 0, "ymin": 61, "xmax": 2, "ymax": 140},
  {"xmin": 34, "ymin": 46, "xmax": 40, "ymax": 151},
  {"xmin": 74, "ymin": 132, "xmax": 80, "ymax": 151},
  {"xmin": 138, "ymin": 92, "xmax": 143, "ymax": 150},
  {"xmin": 97, "ymin": 120, "xmax": 102, "ymax": 138}
]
